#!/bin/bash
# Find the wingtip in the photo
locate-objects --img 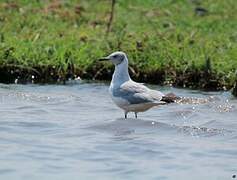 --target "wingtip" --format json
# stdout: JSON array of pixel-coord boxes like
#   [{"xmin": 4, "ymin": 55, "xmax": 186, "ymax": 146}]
[{"xmin": 161, "ymin": 93, "xmax": 181, "ymax": 103}]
